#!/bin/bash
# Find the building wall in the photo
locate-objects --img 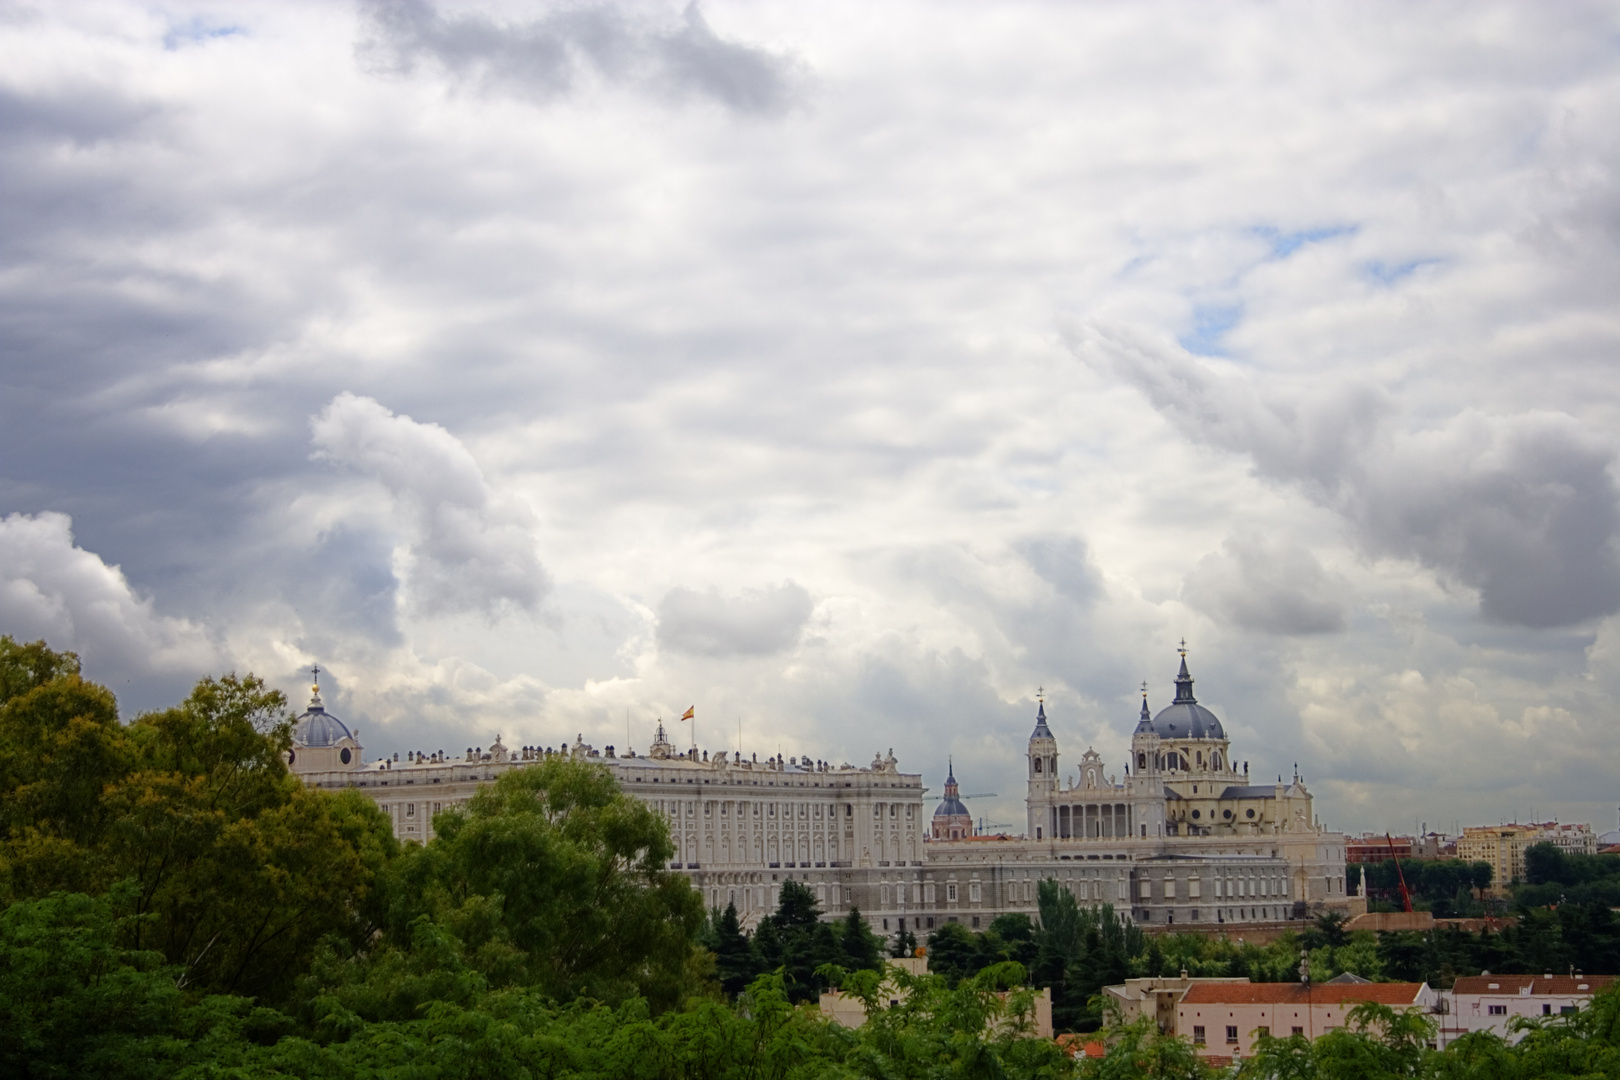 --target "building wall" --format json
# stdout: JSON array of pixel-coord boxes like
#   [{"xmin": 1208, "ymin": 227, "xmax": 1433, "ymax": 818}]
[
  {"xmin": 1441, "ymin": 976, "xmax": 1614, "ymax": 1045},
  {"xmin": 1177, "ymin": 986, "xmax": 1436, "ymax": 1059},
  {"xmin": 292, "ymin": 696, "xmax": 1350, "ymax": 937}
]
